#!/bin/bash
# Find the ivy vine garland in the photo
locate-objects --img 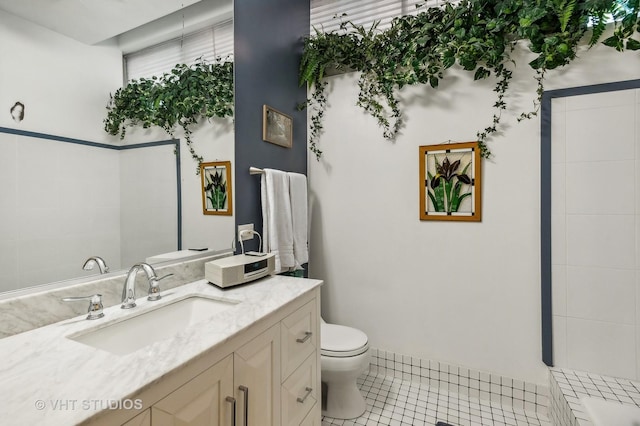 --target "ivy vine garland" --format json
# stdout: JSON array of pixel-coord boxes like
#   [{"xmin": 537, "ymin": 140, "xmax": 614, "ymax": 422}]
[
  {"xmin": 299, "ymin": 0, "xmax": 640, "ymax": 159},
  {"xmin": 104, "ymin": 57, "xmax": 234, "ymax": 173}
]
